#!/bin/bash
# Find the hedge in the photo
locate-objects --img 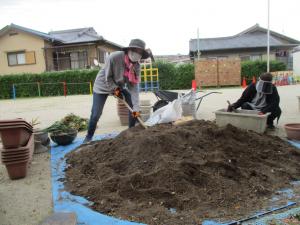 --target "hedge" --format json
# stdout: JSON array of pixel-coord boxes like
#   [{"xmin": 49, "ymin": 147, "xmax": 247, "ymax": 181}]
[
  {"xmin": 0, "ymin": 69, "xmax": 98, "ymax": 99},
  {"xmin": 153, "ymin": 61, "xmax": 194, "ymax": 90},
  {"xmin": 241, "ymin": 60, "xmax": 286, "ymax": 81},
  {"xmin": 0, "ymin": 60, "xmax": 288, "ymax": 99},
  {"xmin": 155, "ymin": 60, "xmax": 287, "ymax": 89}
]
